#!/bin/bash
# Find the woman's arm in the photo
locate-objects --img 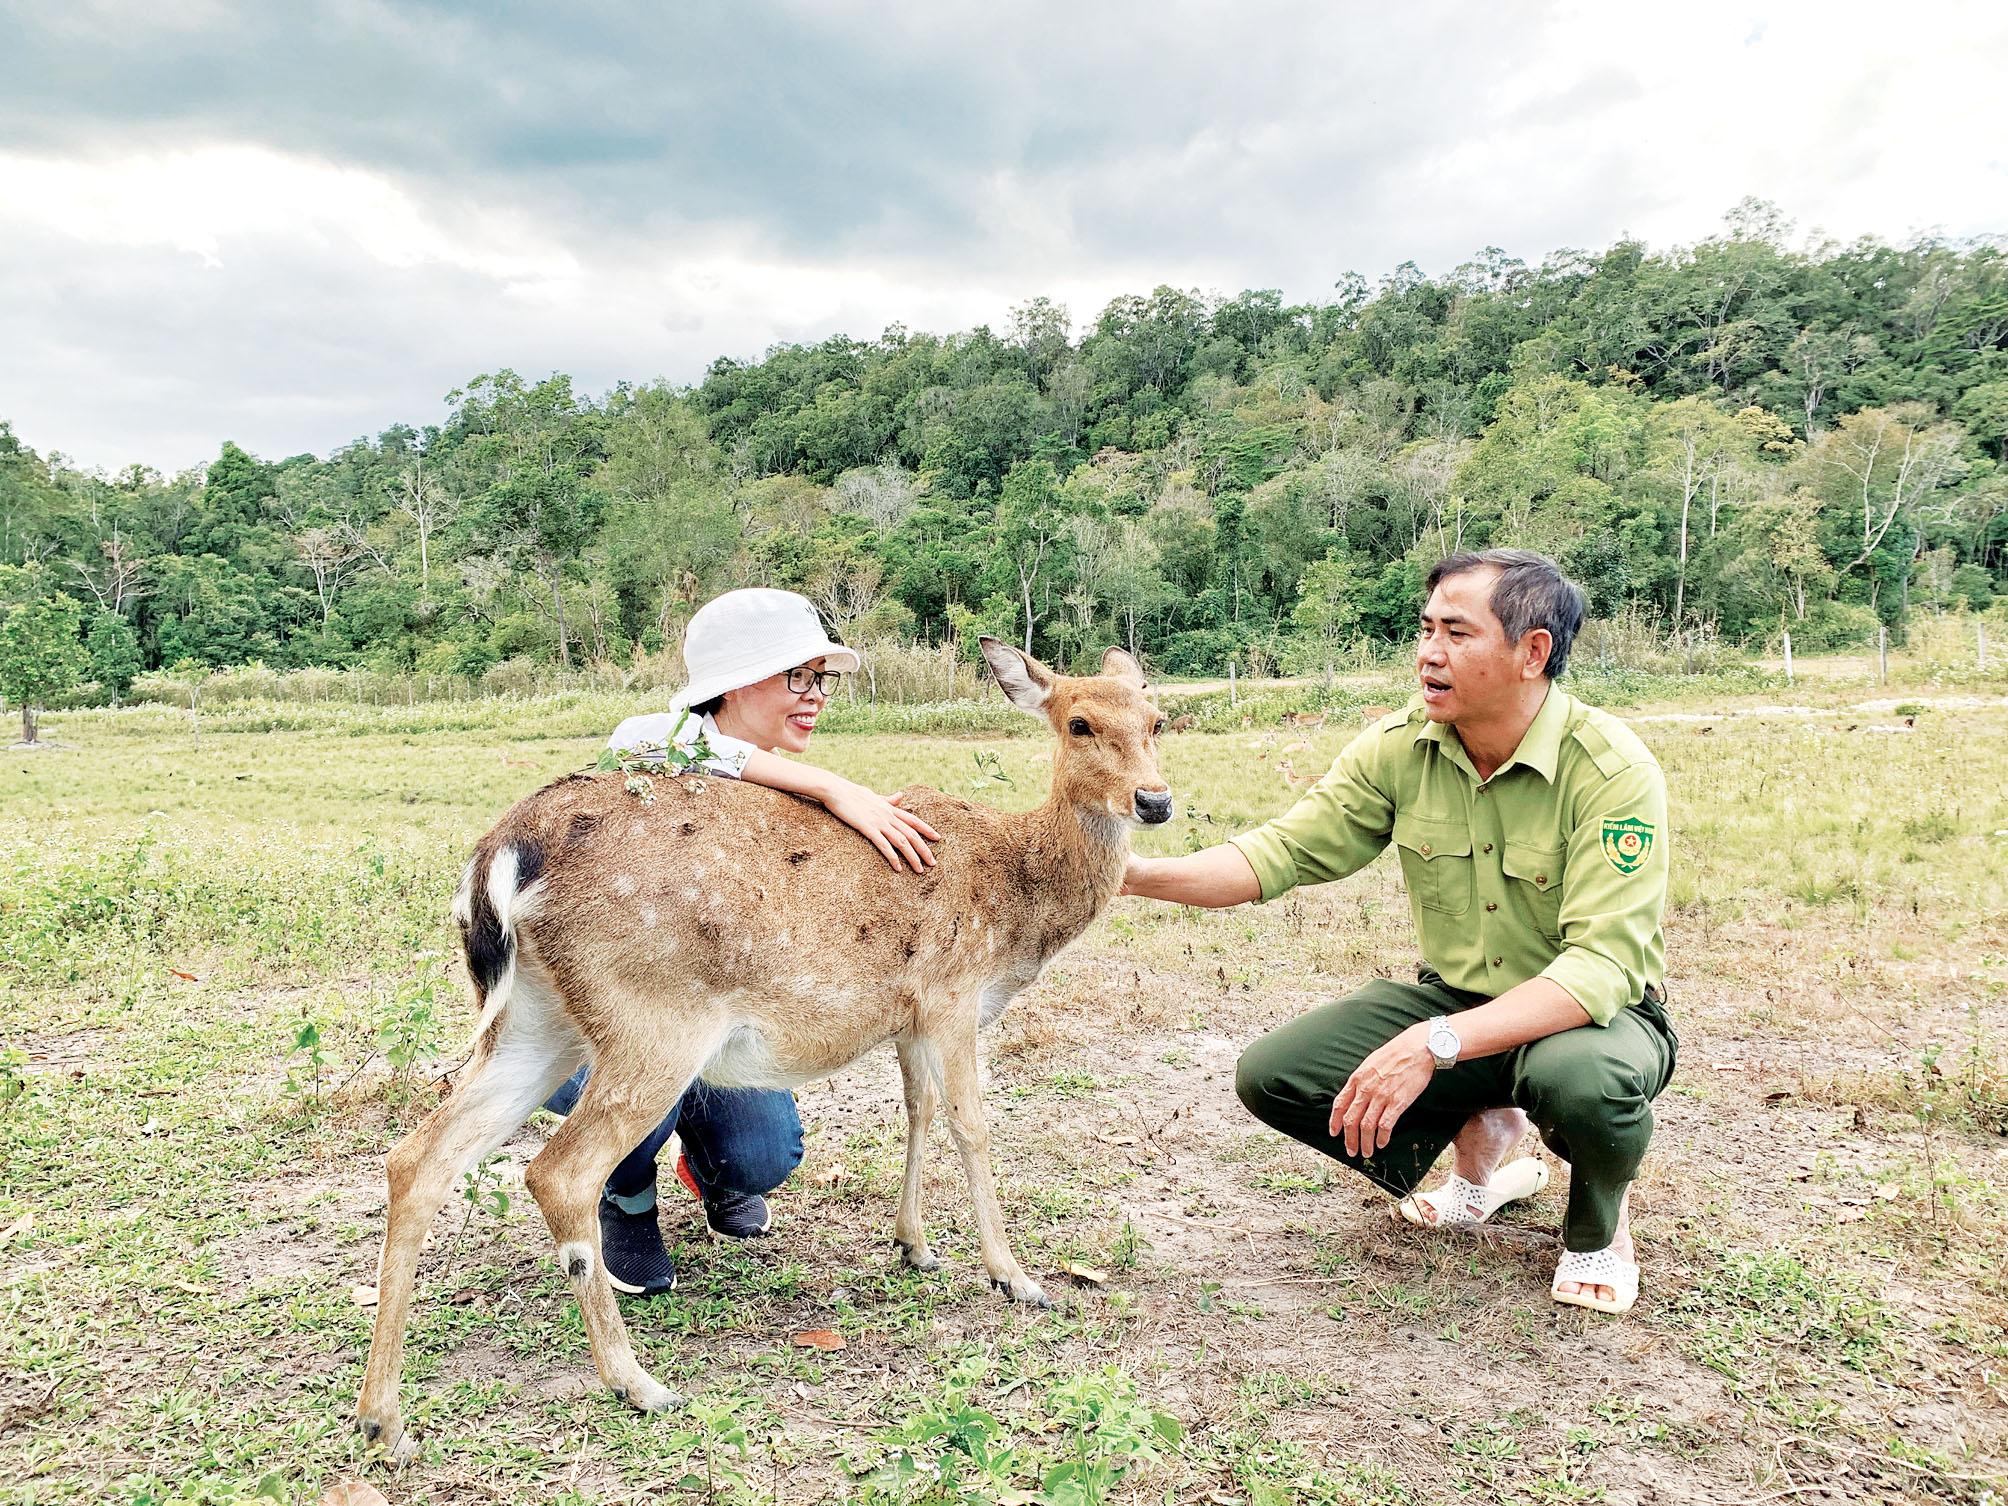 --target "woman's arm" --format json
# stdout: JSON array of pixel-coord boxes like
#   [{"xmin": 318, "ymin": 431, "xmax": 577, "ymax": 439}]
[{"xmin": 740, "ymin": 749, "xmax": 941, "ymax": 873}]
